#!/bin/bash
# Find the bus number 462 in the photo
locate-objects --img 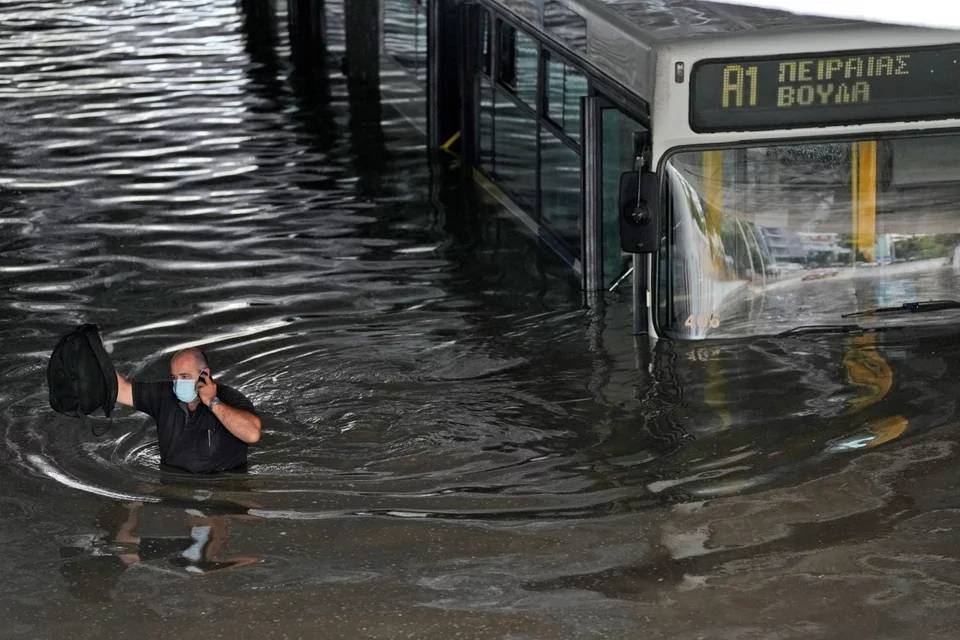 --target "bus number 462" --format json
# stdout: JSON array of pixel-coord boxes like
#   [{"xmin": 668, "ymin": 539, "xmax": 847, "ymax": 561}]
[{"xmin": 685, "ymin": 314, "xmax": 721, "ymax": 328}]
